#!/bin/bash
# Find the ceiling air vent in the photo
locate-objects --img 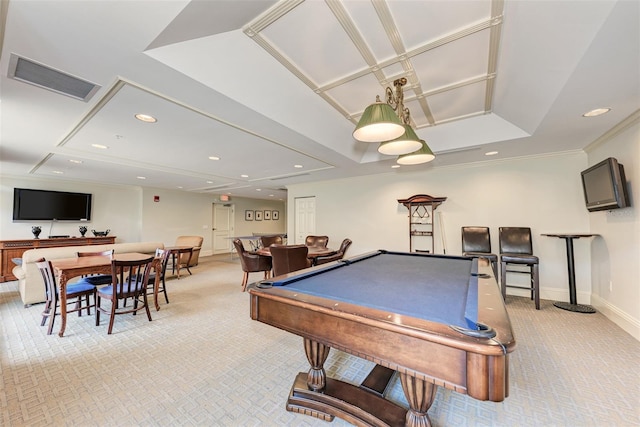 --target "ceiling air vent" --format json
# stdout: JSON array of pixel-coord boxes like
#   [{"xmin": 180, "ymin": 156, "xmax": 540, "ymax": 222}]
[{"xmin": 8, "ymin": 54, "xmax": 101, "ymax": 101}]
